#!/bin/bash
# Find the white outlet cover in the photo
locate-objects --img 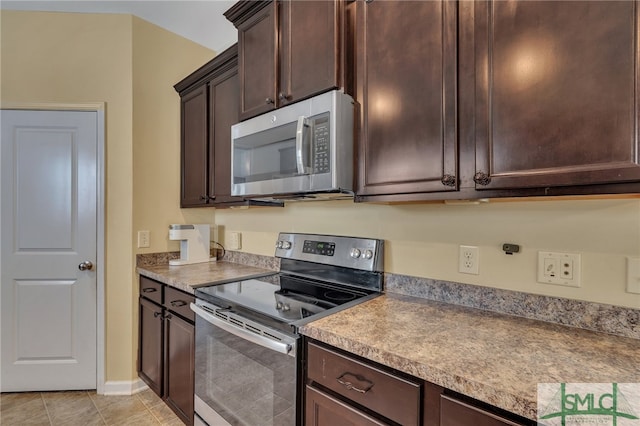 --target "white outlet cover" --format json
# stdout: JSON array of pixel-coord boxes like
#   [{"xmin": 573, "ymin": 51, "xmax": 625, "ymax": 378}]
[
  {"xmin": 537, "ymin": 251, "xmax": 581, "ymax": 287},
  {"xmin": 458, "ymin": 245, "xmax": 479, "ymax": 275},
  {"xmin": 626, "ymin": 257, "xmax": 640, "ymax": 294},
  {"xmin": 227, "ymin": 231, "xmax": 242, "ymax": 250}
]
